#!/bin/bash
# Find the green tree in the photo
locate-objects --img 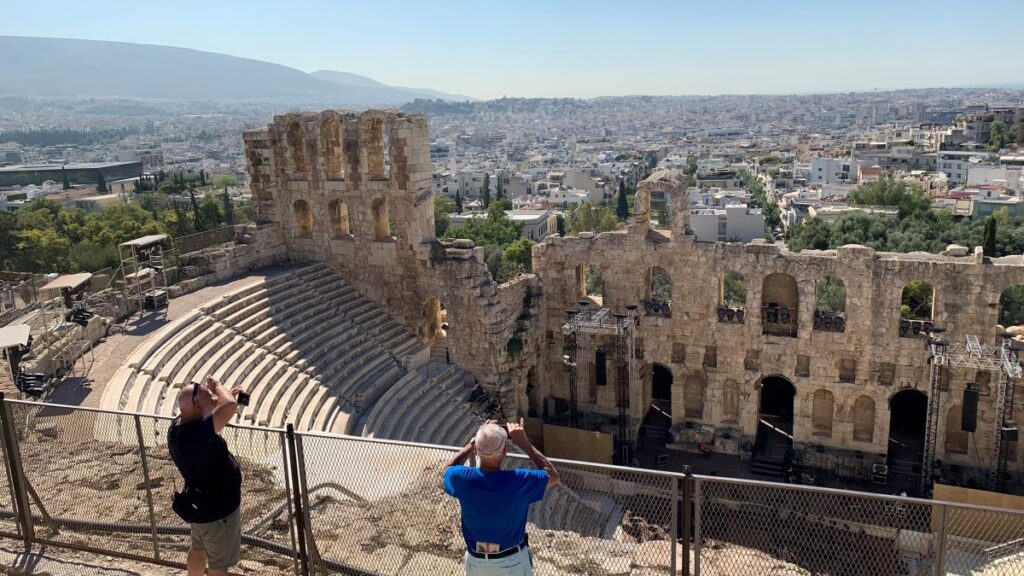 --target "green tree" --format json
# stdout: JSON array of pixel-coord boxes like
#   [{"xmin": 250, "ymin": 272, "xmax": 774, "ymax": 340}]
[
  {"xmin": 556, "ymin": 214, "xmax": 565, "ymax": 236},
  {"xmin": 62, "ymin": 167, "xmax": 70, "ymax": 190},
  {"xmin": 434, "ymin": 195, "xmax": 456, "ymax": 237},
  {"xmin": 722, "ymin": 271, "xmax": 746, "ymax": 307},
  {"xmin": 501, "ymin": 238, "xmax": 535, "ymax": 276},
  {"xmin": 1000, "ymin": 286, "xmax": 1024, "ymax": 327},
  {"xmin": 481, "ymin": 173, "xmax": 491, "ymax": 207},
  {"xmin": 566, "ymin": 202, "xmax": 622, "ymax": 235},
  {"xmin": 214, "ymin": 174, "xmax": 239, "ymax": 189},
  {"xmin": 454, "ymin": 190, "xmax": 463, "ymax": 214},
  {"xmin": 990, "ymin": 120, "xmax": 1009, "ymax": 151},
  {"xmin": 984, "ymin": 216, "xmax": 998, "ymax": 256},
  {"xmin": 815, "ymin": 276, "xmax": 846, "ymax": 312},
  {"xmin": 199, "ymin": 169, "xmax": 207, "ymax": 186},
  {"xmin": 96, "ymin": 172, "xmax": 107, "ymax": 193},
  {"xmin": 788, "ymin": 217, "xmax": 834, "ymax": 251},
  {"xmin": 616, "ymin": 180, "xmax": 628, "ymax": 220},
  {"xmin": 847, "ymin": 175, "xmax": 931, "ymax": 219},
  {"xmin": 586, "ymin": 264, "xmax": 604, "ymax": 296},
  {"xmin": 901, "ymin": 281, "xmax": 934, "ymax": 320},
  {"xmin": 199, "ymin": 194, "xmax": 224, "ymax": 228}
]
